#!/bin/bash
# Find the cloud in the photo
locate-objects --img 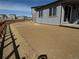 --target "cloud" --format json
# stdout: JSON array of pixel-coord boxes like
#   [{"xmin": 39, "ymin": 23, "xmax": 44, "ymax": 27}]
[{"xmin": 0, "ymin": 1, "xmax": 31, "ymax": 12}]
